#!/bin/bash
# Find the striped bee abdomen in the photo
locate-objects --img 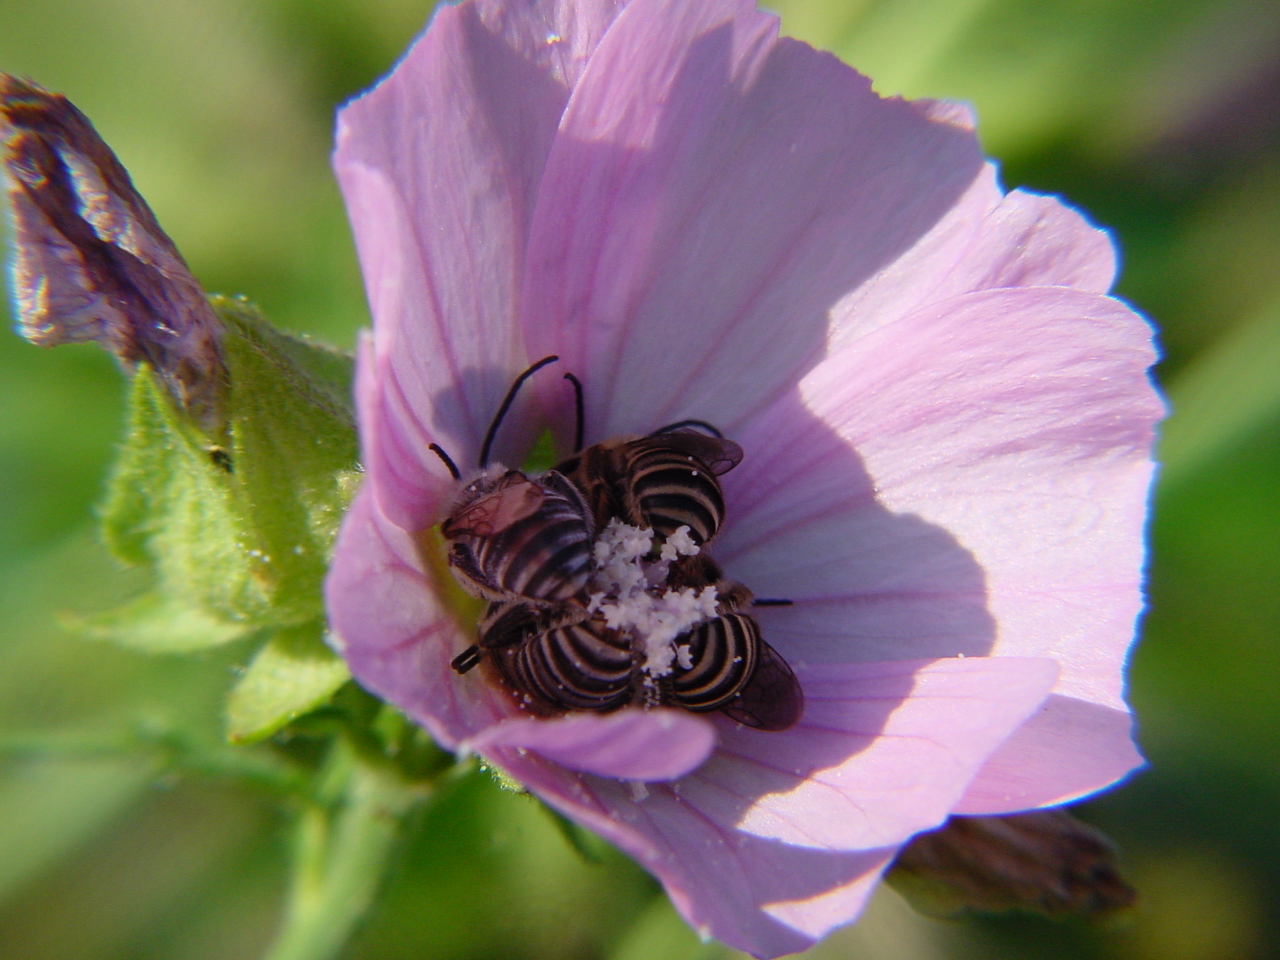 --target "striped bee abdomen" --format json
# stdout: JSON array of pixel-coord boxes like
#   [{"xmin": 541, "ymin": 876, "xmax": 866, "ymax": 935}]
[
  {"xmin": 672, "ymin": 613, "xmax": 760, "ymax": 712},
  {"xmin": 498, "ymin": 621, "xmax": 634, "ymax": 712},
  {"xmin": 468, "ymin": 482, "xmax": 593, "ymax": 602},
  {"xmin": 627, "ymin": 441, "xmax": 727, "ymax": 544}
]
